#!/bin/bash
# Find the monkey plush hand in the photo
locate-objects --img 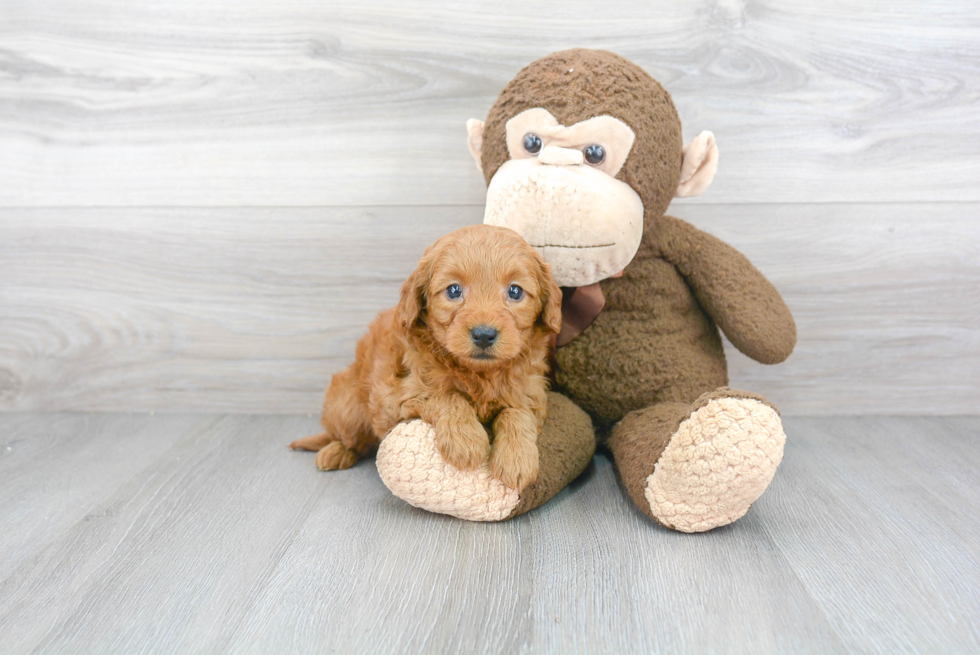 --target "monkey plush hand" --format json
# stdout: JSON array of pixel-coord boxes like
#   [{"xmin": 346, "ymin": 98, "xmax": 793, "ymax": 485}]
[{"xmin": 377, "ymin": 49, "xmax": 795, "ymax": 532}]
